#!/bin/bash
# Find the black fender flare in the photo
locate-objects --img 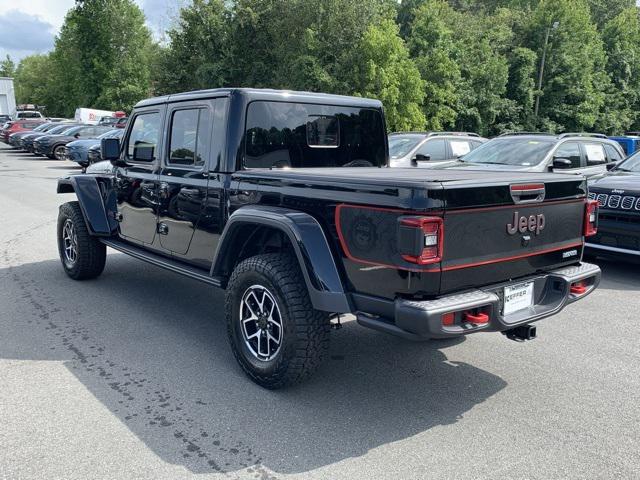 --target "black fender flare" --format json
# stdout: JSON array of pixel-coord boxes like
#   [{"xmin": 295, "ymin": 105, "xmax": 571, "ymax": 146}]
[
  {"xmin": 57, "ymin": 175, "xmax": 118, "ymax": 236},
  {"xmin": 212, "ymin": 205, "xmax": 351, "ymax": 313}
]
